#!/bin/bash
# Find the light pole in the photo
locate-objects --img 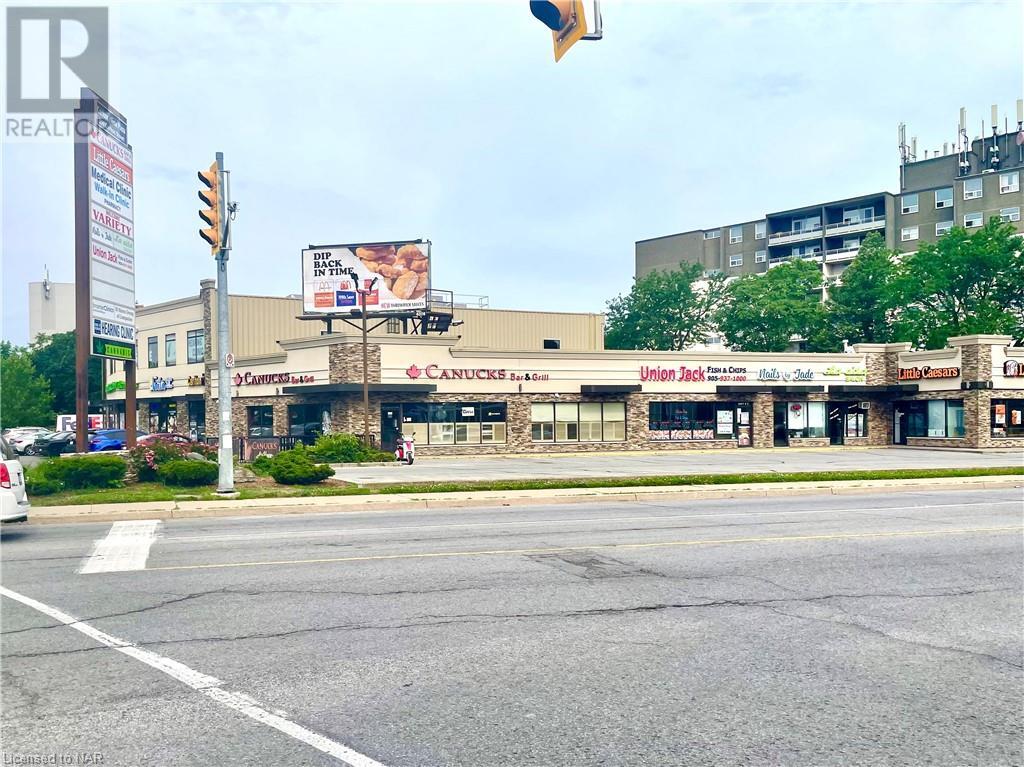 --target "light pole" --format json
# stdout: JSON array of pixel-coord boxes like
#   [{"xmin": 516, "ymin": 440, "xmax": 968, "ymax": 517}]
[{"xmin": 355, "ymin": 277, "xmax": 378, "ymax": 448}]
